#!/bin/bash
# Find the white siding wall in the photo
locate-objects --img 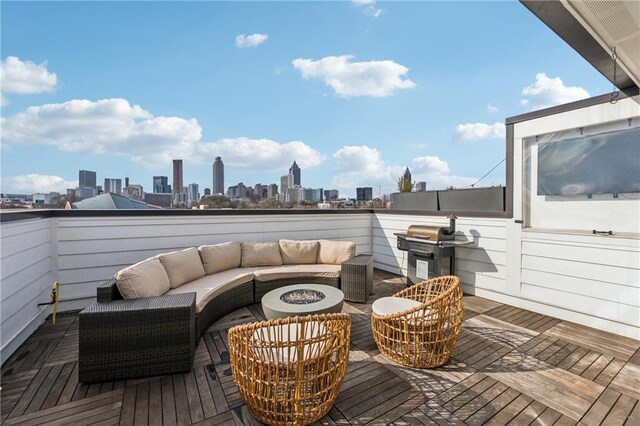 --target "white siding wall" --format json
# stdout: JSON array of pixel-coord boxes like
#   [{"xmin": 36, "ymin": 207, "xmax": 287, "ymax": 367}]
[
  {"xmin": 509, "ymin": 94, "xmax": 640, "ymax": 339},
  {"xmin": 373, "ymin": 212, "xmax": 639, "ymax": 340},
  {"xmin": 521, "ymin": 230, "xmax": 639, "ymax": 337},
  {"xmin": 372, "ymin": 213, "xmax": 508, "ymax": 295},
  {"xmin": 1, "ymin": 218, "xmax": 54, "ymax": 364},
  {"xmin": 55, "ymin": 213, "xmax": 372, "ymax": 311}
]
